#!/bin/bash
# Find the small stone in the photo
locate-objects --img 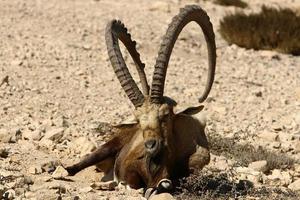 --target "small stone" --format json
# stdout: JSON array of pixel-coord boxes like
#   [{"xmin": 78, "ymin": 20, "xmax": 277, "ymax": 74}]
[
  {"xmin": 25, "ymin": 191, "xmax": 36, "ymax": 198},
  {"xmin": 79, "ymin": 186, "xmax": 93, "ymax": 193},
  {"xmin": 47, "ymin": 182, "xmax": 67, "ymax": 193},
  {"xmin": 0, "ymin": 185, "xmax": 6, "ymax": 197},
  {"xmin": 295, "ymin": 87, "xmax": 300, "ymax": 101},
  {"xmin": 0, "ymin": 147, "xmax": 10, "ymax": 158},
  {"xmin": 149, "ymin": 2, "xmax": 170, "ymax": 12},
  {"xmin": 39, "ymin": 138, "xmax": 54, "ymax": 150},
  {"xmin": 42, "ymin": 160, "xmax": 61, "ymax": 173},
  {"xmin": 254, "ymin": 91, "xmax": 263, "ymax": 97},
  {"xmin": 295, "ymin": 112, "xmax": 300, "ymax": 125},
  {"xmin": 43, "ymin": 128, "xmax": 64, "ymax": 142},
  {"xmin": 2, "ymin": 189, "xmax": 16, "ymax": 200},
  {"xmin": 11, "ymin": 59, "xmax": 23, "ymax": 66},
  {"xmin": 258, "ymin": 131, "xmax": 278, "ymax": 142},
  {"xmin": 260, "ymin": 50, "xmax": 280, "ymax": 60},
  {"xmin": 294, "ymin": 142, "xmax": 300, "ymax": 153},
  {"xmin": 72, "ymin": 137, "xmax": 97, "ymax": 156},
  {"xmin": 288, "ymin": 179, "xmax": 300, "ymax": 191},
  {"xmin": 22, "ymin": 129, "xmax": 42, "ymax": 141},
  {"xmin": 149, "ymin": 193, "xmax": 175, "ymax": 200},
  {"xmin": 0, "ymin": 128, "xmax": 12, "ymax": 143},
  {"xmin": 213, "ymin": 106, "xmax": 227, "ymax": 115},
  {"xmin": 267, "ymin": 169, "xmax": 292, "ymax": 186},
  {"xmin": 272, "ymin": 141, "xmax": 281, "ymax": 149},
  {"xmin": 91, "ymin": 181, "xmax": 118, "ymax": 191},
  {"xmin": 51, "ymin": 166, "xmax": 68, "ymax": 179},
  {"xmin": 248, "ymin": 160, "xmax": 268, "ymax": 173},
  {"xmin": 213, "ymin": 156, "xmax": 230, "ymax": 171},
  {"xmin": 28, "ymin": 165, "xmax": 43, "ymax": 175}
]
